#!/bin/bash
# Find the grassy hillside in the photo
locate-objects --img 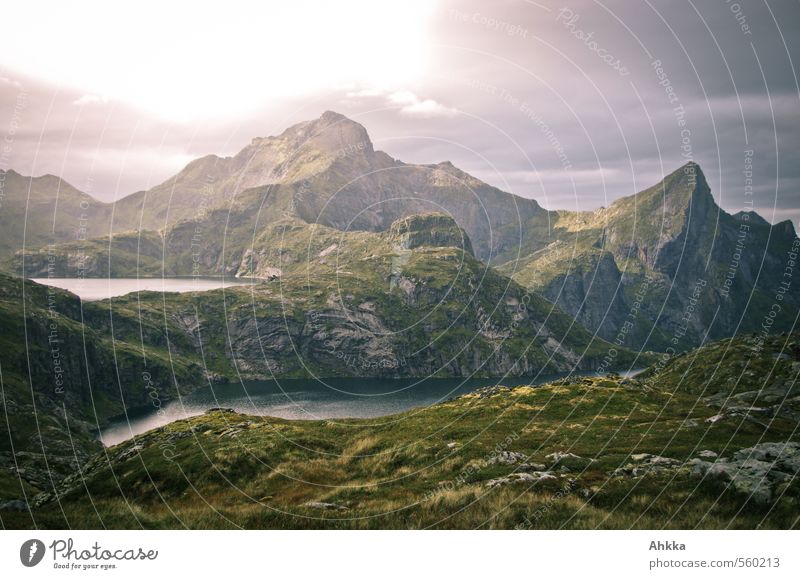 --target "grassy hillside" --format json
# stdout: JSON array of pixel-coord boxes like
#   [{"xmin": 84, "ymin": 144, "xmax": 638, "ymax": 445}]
[{"xmin": 4, "ymin": 331, "xmax": 798, "ymax": 529}]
